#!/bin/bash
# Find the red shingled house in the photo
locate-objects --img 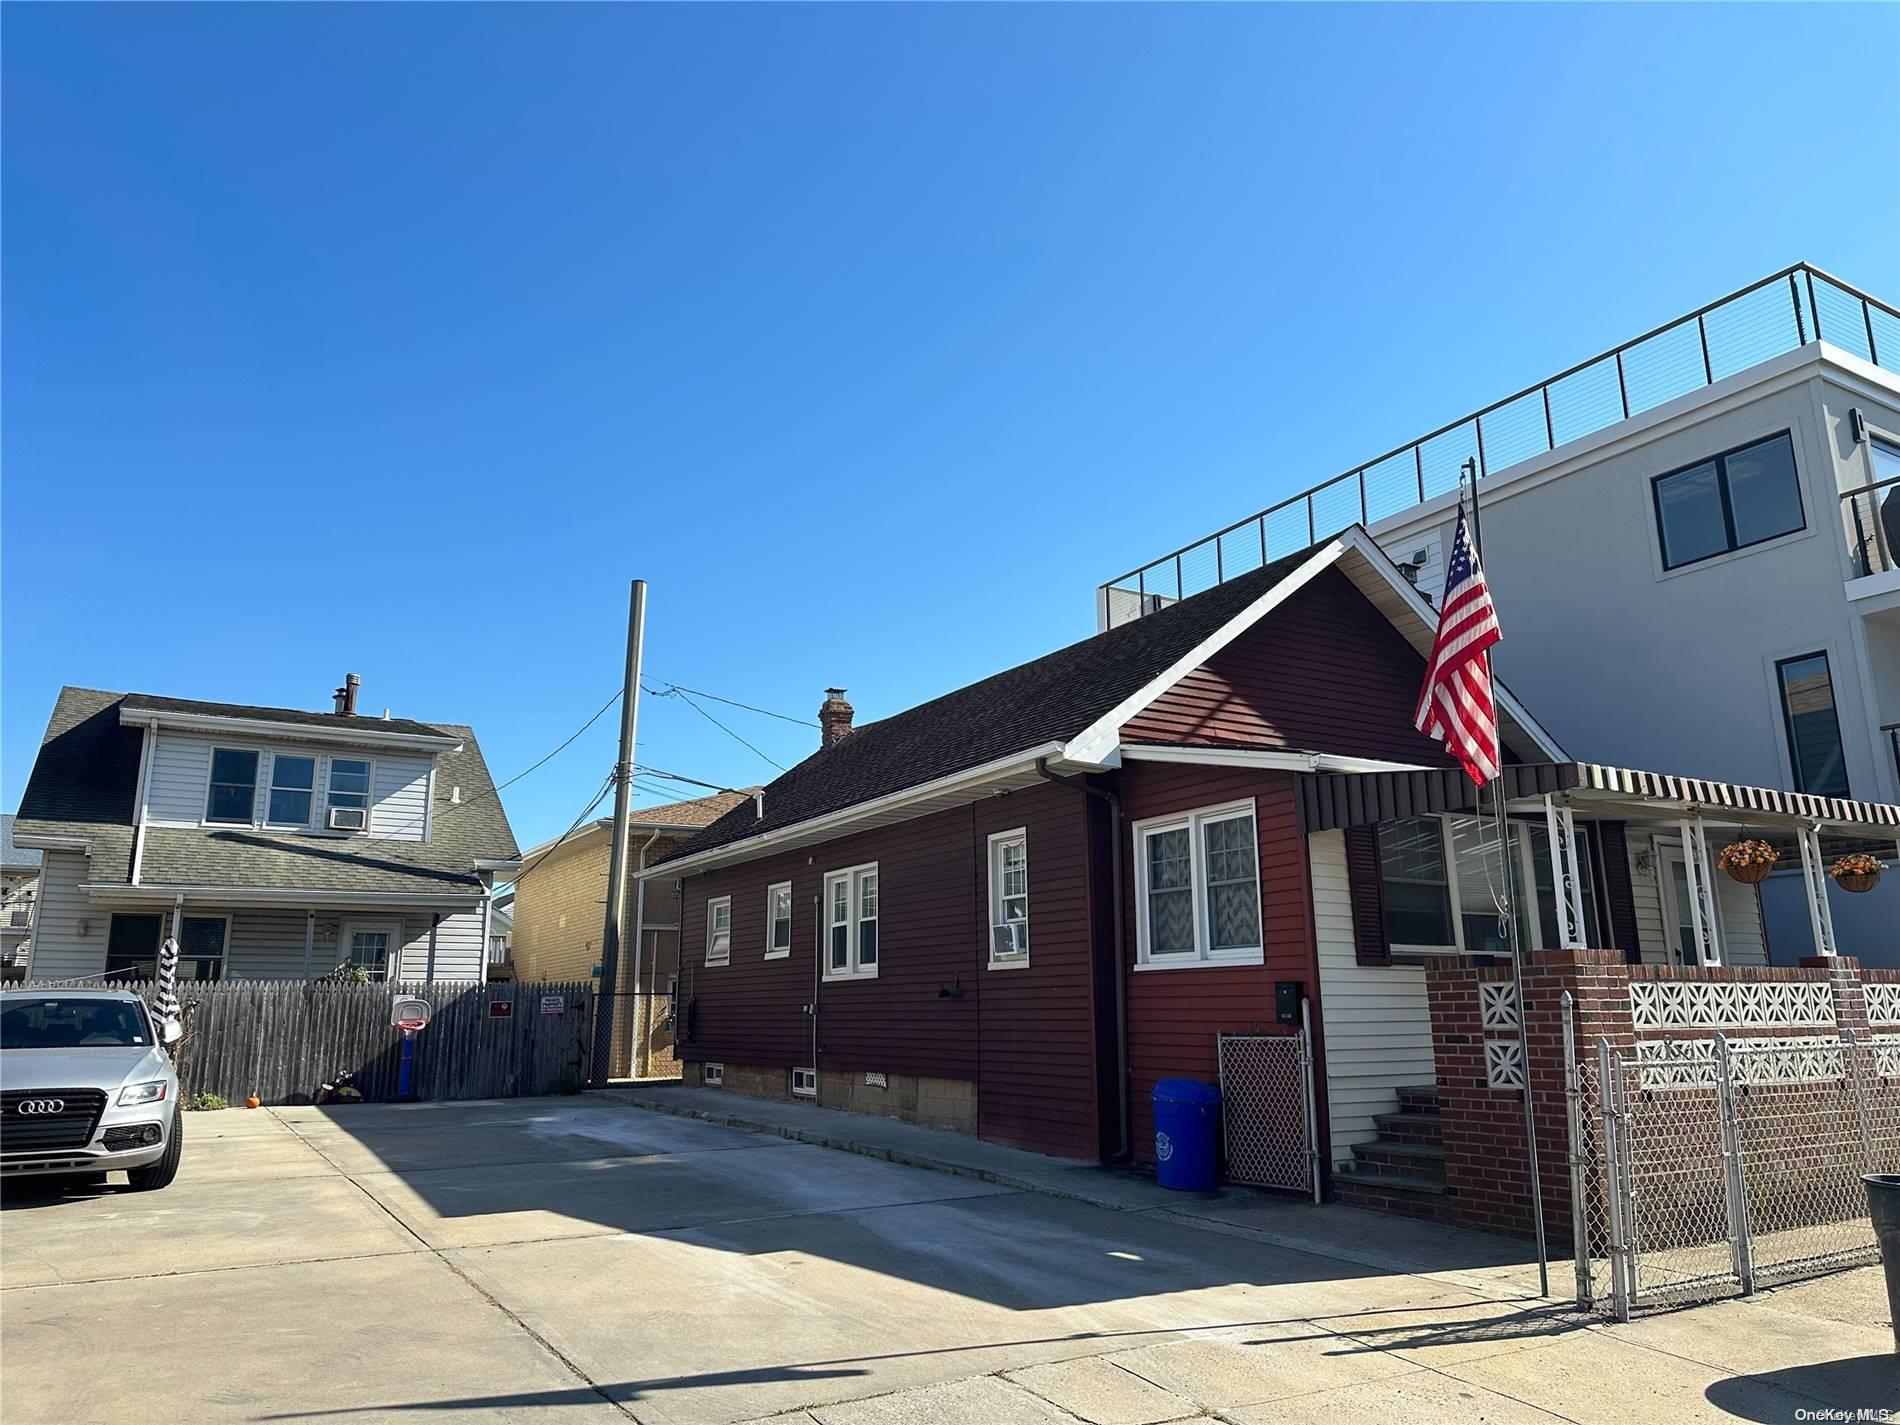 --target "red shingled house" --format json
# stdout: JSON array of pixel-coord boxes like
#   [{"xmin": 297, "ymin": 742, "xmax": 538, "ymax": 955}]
[{"xmin": 648, "ymin": 527, "xmax": 1898, "ymax": 1204}]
